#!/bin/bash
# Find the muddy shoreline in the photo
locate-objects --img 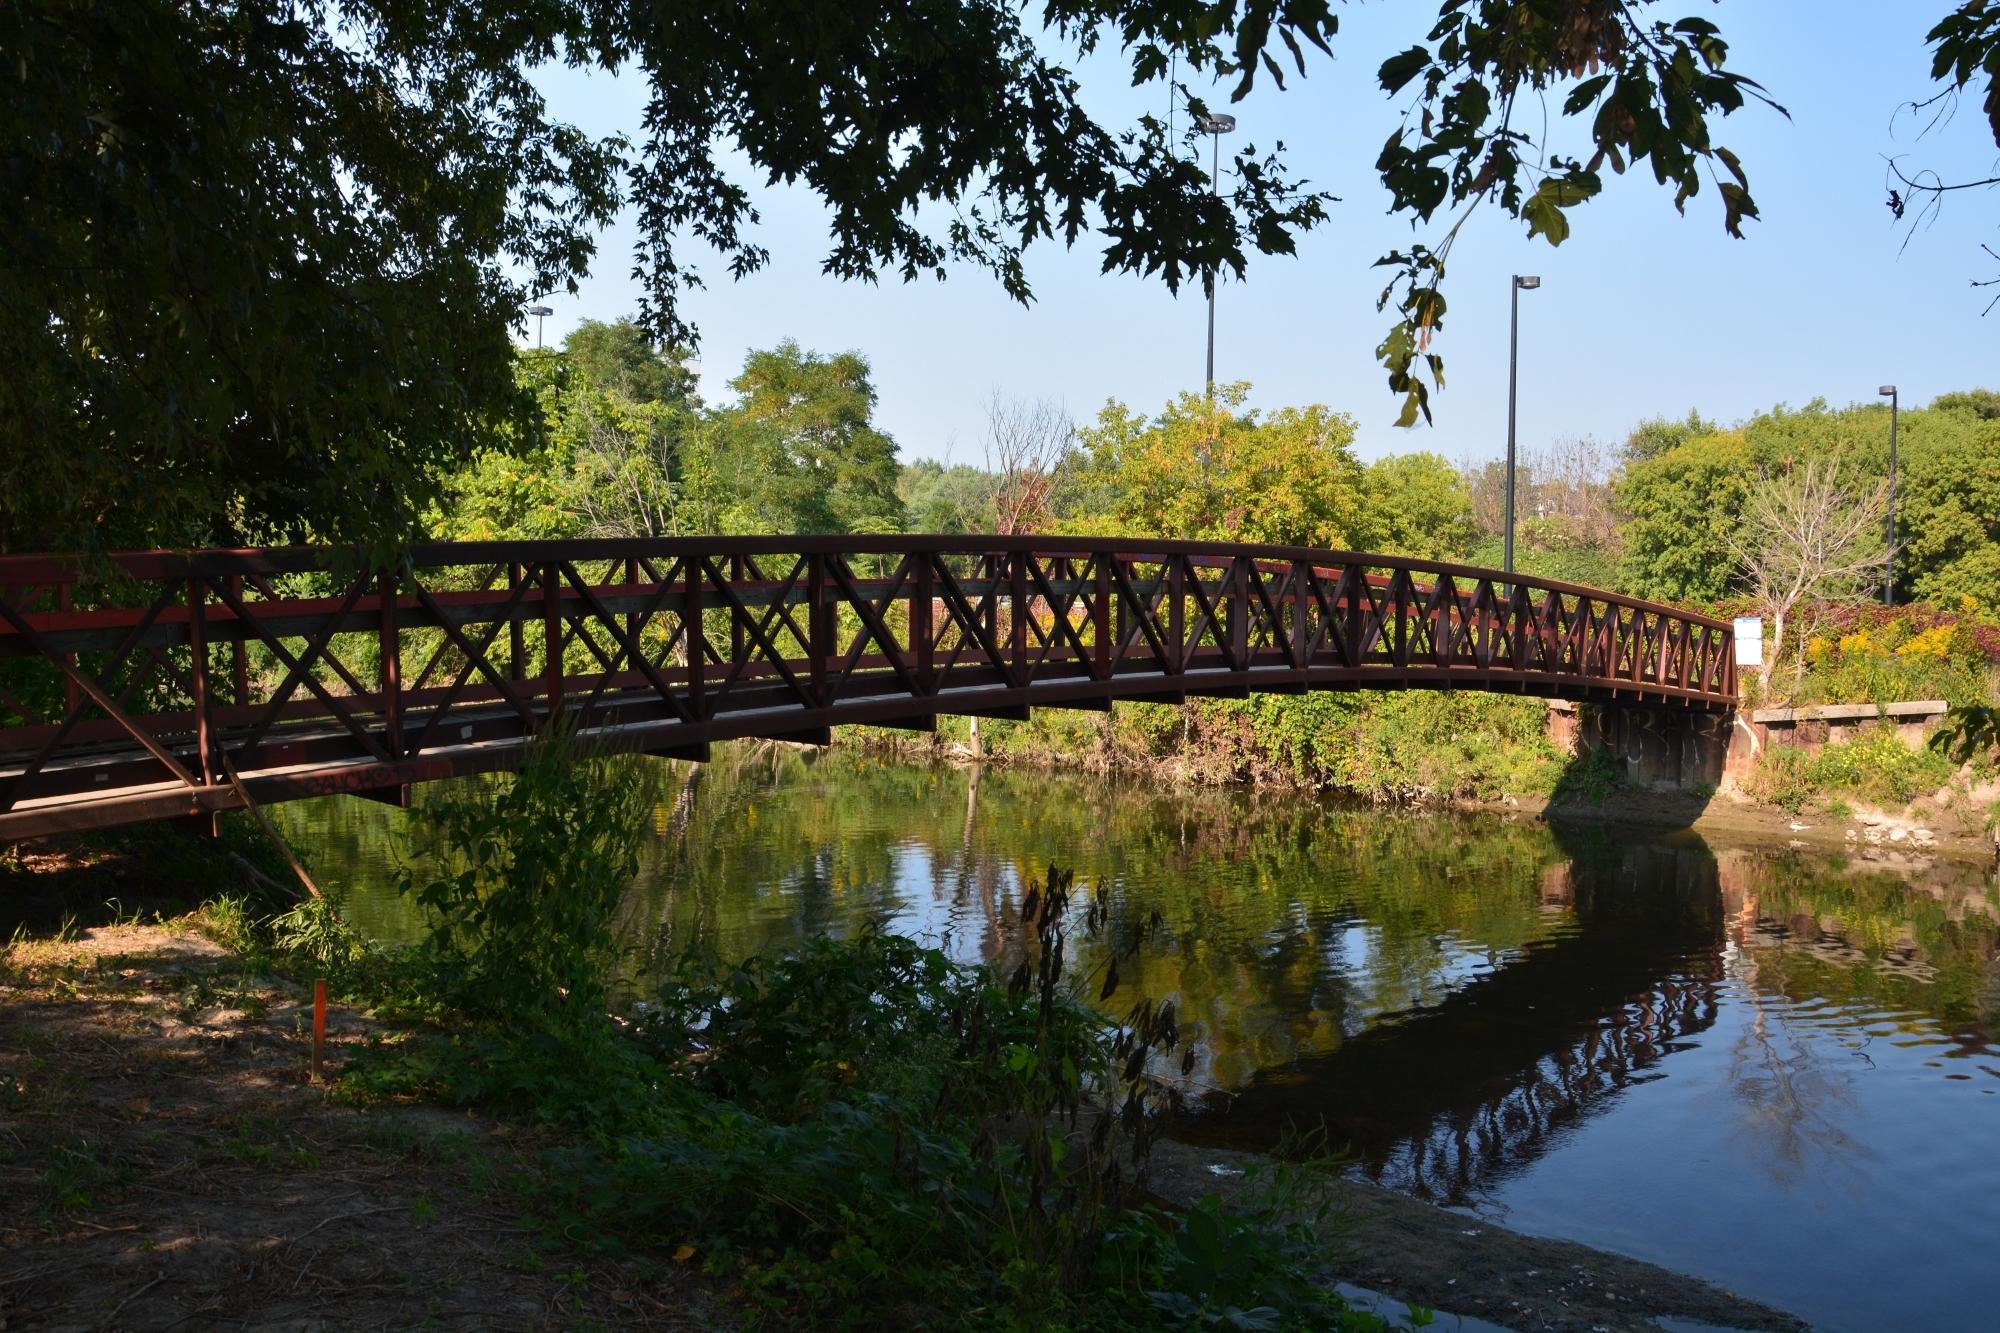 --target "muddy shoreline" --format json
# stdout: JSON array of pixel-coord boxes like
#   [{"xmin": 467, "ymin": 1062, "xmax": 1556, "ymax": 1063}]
[{"xmin": 1146, "ymin": 1138, "xmax": 1804, "ymax": 1332}]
